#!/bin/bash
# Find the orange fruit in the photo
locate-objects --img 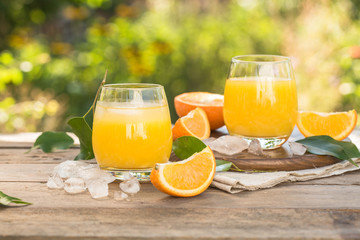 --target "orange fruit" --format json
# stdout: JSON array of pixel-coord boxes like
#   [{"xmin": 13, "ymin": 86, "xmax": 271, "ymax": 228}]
[
  {"xmin": 150, "ymin": 146, "xmax": 216, "ymax": 197},
  {"xmin": 174, "ymin": 92, "xmax": 224, "ymax": 130},
  {"xmin": 297, "ymin": 109, "xmax": 357, "ymax": 140},
  {"xmin": 172, "ymin": 108, "xmax": 211, "ymax": 140}
]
